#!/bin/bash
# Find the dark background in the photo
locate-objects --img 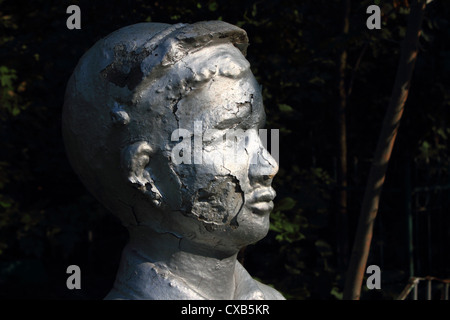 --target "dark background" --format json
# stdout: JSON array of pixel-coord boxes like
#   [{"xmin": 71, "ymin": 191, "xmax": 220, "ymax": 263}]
[{"xmin": 0, "ymin": 0, "xmax": 449, "ymax": 300}]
